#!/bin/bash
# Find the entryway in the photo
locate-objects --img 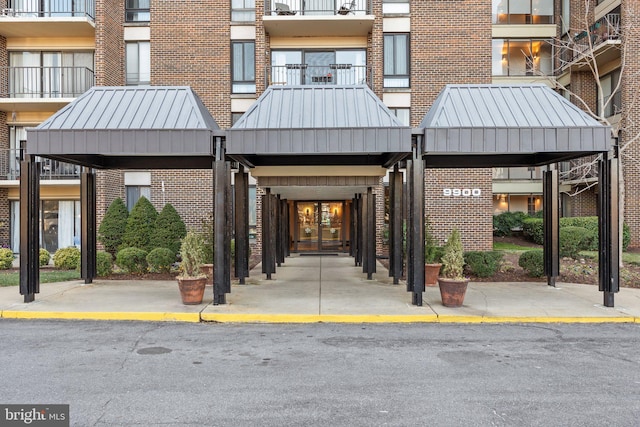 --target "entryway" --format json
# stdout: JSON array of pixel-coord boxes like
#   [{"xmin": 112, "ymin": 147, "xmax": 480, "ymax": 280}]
[{"xmin": 293, "ymin": 201, "xmax": 349, "ymax": 252}]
